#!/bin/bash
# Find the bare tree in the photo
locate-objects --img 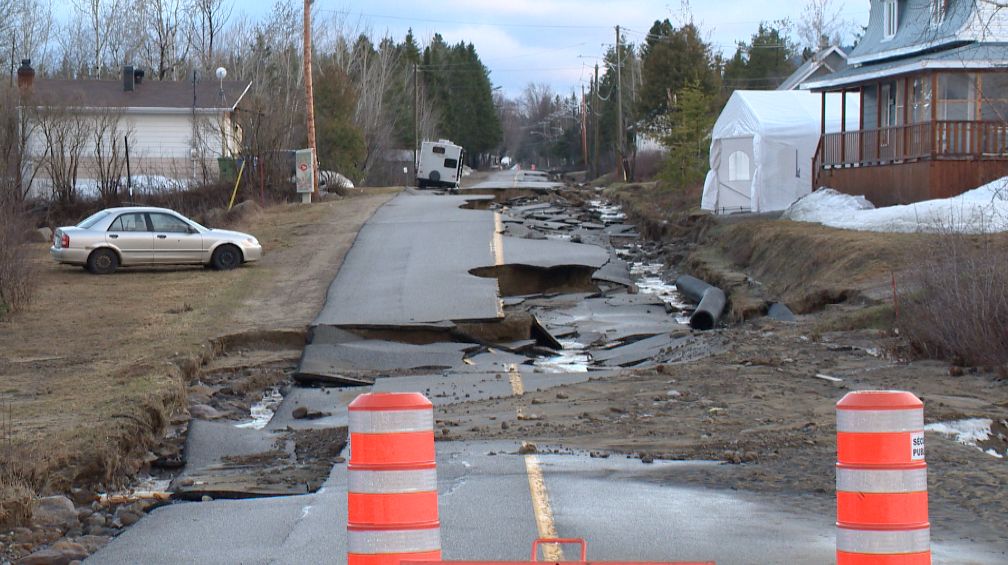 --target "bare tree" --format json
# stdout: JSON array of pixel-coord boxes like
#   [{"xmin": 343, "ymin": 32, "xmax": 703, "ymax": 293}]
[
  {"xmin": 188, "ymin": 0, "xmax": 233, "ymax": 70},
  {"xmin": 91, "ymin": 107, "xmax": 133, "ymax": 203},
  {"xmin": 796, "ymin": 0, "xmax": 849, "ymax": 52},
  {"xmin": 9, "ymin": 0, "xmax": 56, "ymax": 75},
  {"xmin": 141, "ymin": 0, "xmax": 190, "ymax": 80},
  {"xmin": 34, "ymin": 103, "xmax": 92, "ymax": 203},
  {"xmin": 56, "ymin": 18, "xmax": 93, "ymax": 79}
]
